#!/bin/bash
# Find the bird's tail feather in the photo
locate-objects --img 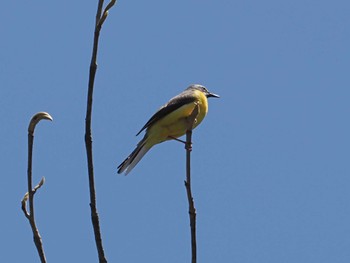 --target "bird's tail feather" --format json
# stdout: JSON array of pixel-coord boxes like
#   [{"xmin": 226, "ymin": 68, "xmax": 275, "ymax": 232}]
[{"xmin": 117, "ymin": 137, "xmax": 150, "ymax": 175}]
